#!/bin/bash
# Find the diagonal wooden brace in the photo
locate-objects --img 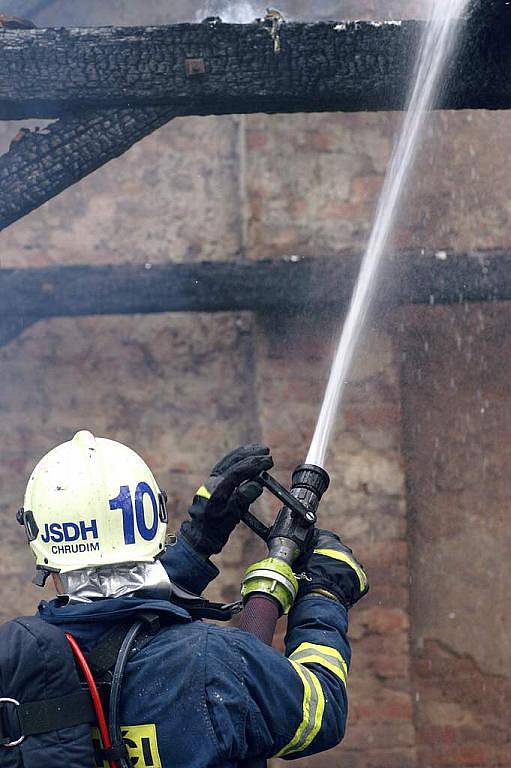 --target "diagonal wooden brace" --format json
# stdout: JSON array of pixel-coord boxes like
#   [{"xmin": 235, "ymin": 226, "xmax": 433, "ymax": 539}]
[{"xmin": 0, "ymin": 104, "xmax": 181, "ymax": 231}]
